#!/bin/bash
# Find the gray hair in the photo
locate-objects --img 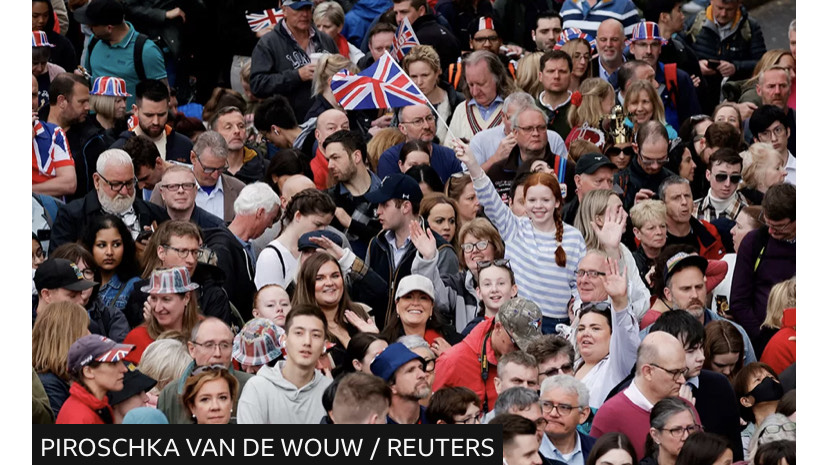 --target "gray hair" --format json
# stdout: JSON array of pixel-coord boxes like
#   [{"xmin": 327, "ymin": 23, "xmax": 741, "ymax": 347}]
[
  {"xmin": 193, "ymin": 131, "xmax": 230, "ymax": 159},
  {"xmin": 650, "ymin": 397, "xmax": 695, "ymax": 431},
  {"xmin": 509, "ymin": 104, "xmax": 549, "ymax": 129},
  {"xmin": 758, "ymin": 66, "xmax": 792, "ymax": 87},
  {"xmin": 96, "ymin": 148, "xmax": 134, "ymax": 175},
  {"xmin": 503, "ymin": 92, "xmax": 536, "ymax": 113},
  {"xmin": 313, "ymin": 1, "xmax": 345, "ymax": 27},
  {"xmin": 748, "ymin": 413, "xmax": 796, "ymax": 462},
  {"xmin": 540, "ymin": 374, "xmax": 590, "ymax": 407},
  {"xmin": 494, "ymin": 387, "xmax": 540, "ymax": 416},
  {"xmin": 234, "ymin": 182, "xmax": 279, "ymax": 216},
  {"xmin": 397, "ymin": 335, "xmax": 435, "ymax": 358},
  {"xmin": 658, "ymin": 175, "xmax": 690, "ymax": 202}
]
